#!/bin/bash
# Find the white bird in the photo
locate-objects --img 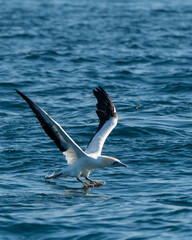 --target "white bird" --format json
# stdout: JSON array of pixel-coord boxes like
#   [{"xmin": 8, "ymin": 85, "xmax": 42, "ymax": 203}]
[{"xmin": 15, "ymin": 87, "xmax": 128, "ymax": 188}]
